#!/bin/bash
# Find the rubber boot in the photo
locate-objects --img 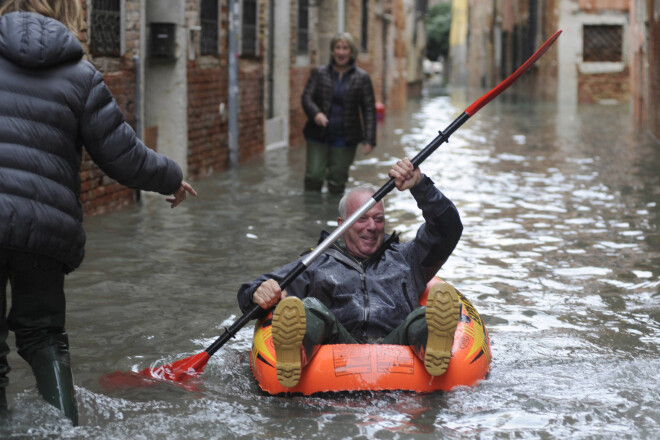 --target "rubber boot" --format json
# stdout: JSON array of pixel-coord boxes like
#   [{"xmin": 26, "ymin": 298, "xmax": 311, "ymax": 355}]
[
  {"xmin": 272, "ymin": 297, "xmax": 307, "ymax": 388},
  {"xmin": 273, "ymin": 297, "xmax": 360, "ymax": 388},
  {"xmin": 423, "ymin": 282, "xmax": 461, "ymax": 376},
  {"xmin": 30, "ymin": 347, "xmax": 78, "ymax": 426}
]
